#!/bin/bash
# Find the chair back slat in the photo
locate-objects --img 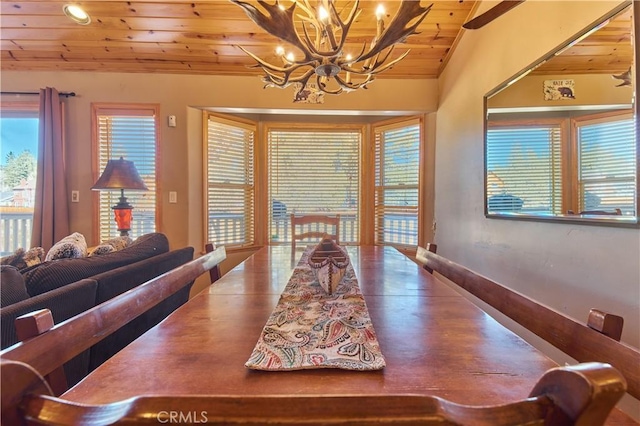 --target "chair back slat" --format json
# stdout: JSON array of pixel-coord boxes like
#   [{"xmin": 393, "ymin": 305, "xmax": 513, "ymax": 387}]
[{"xmin": 291, "ymin": 214, "xmax": 341, "ymax": 252}]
